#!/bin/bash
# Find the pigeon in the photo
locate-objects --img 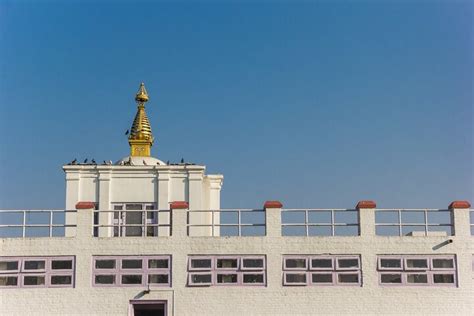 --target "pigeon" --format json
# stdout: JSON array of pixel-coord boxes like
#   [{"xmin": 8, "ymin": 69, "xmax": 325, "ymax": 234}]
[
  {"xmin": 102, "ymin": 160, "xmax": 107, "ymax": 165},
  {"xmin": 71, "ymin": 158, "xmax": 77, "ymax": 165},
  {"xmin": 91, "ymin": 159, "xmax": 96, "ymax": 164},
  {"xmin": 83, "ymin": 158, "xmax": 88, "ymax": 164},
  {"xmin": 166, "ymin": 160, "xmax": 170, "ymax": 165},
  {"xmin": 143, "ymin": 160, "xmax": 147, "ymax": 165},
  {"xmin": 125, "ymin": 129, "xmax": 129, "ymax": 135},
  {"xmin": 181, "ymin": 158, "xmax": 184, "ymax": 163}
]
